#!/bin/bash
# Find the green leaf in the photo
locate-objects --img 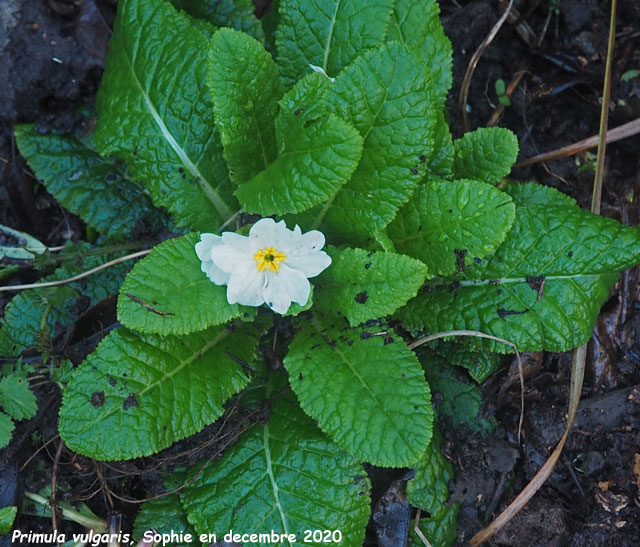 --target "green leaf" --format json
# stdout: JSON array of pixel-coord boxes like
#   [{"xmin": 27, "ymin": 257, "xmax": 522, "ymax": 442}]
[
  {"xmin": 410, "ymin": 504, "xmax": 459, "ymax": 547},
  {"xmin": 171, "ymin": 0, "xmax": 264, "ymax": 42},
  {"xmin": 230, "ymin": 71, "xmax": 360, "ymax": 216},
  {"xmin": 426, "ymin": 111, "xmax": 454, "ymax": 179},
  {"xmin": 133, "ymin": 492, "xmax": 197, "ymax": 546},
  {"xmin": 452, "ymin": 127, "xmax": 519, "ymax": 184},
  {"xmin": 117, "ymin": 233, "xmax": 253, "ymax": 336},
  {"xmin": 621, "ymin": 68, "xmax": 640, "ymax": 81},
  {"xmin": 0, "ymin": 376, "xmax": 37, "ymax": 420},
  {"xmin": 181, "ymin": 396, "xmax": 371, "ymax": 545},
  {"xmin": 275, "ymin": 72, "xmax": 332, "ymax": 130},
  {"xmin": 0, "ymin": 244, "xmax": 131, "ymax": 356},
  {"xmin": 386, "ymin": 0, "xmax": 453, "ymax": 107},
  {"xmin": 407, "ymin": 426, "xmax": 453, "ymax": 512},
  {"xmin": 59, "ymin": 323, "xmax": 259, "ymax": 460},
  {"xmin": 407, "ymin": 425, "xmax": 459, "ymax": 547},
  {"xmin": 0, "ymin": 506, "xmax": 17, "ymax": 534},
  {"xmin": 397, "ymin": 203, "xmax": 640, "ymax": 352},
  {"xmin": 14, "ymin": 125, "xmax": 163, "ymax": 238},
  {"xmin": 420, "ymin": 350, "xmax": 495, "ymax": 433},
  {"xmin": 0, "ymin": 223, "xmax": 46, "ymax": 260},
  {"xmin": 388, "ymin": 180, "xmax": 515, "ymax": 277},
  {"xmin": 298, "ymin": 42, "xmax": 437, "ymax": 240},
  {"xmin": 208, "ymin": 28, "xmax": 282, "ymax": 184},
  {"xmin": 502, "ymin": 180, "xmax": 578, "ymax": 208},
  {"xmin": 94, "ymin": 0, "xmax": 236, "ymax": 231},
  {"xmin": 314, "ymin": 247, "xmax": 428, "ymax": 326},
  {"xmin": 430, "ymin": 342, "xmax": 503, "ymax": 383},
  {"xmin": 276, "ymin": 0, "xmax": 394, "ymax": 87},
  {"xmin": 284, "ymin": 314, "xmax": 433, "ymax": 466},
  {"xmin": 235, "ymin": 113, "xmax": 363, "ymax": 215},
  {"xmin": 0, "ymin": 412, "xmax": 14, "ymax": 449}
]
